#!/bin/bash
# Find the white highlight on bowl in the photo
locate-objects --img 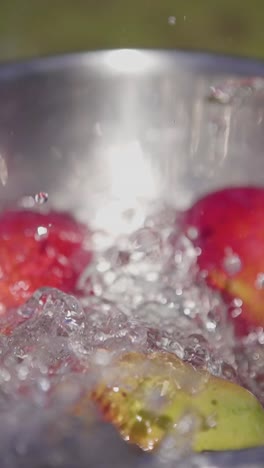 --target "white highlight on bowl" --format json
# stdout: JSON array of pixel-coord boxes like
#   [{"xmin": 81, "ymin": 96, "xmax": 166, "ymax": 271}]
[
  {"xmin": 104, "ymin": 49, "xmax": 155, "ymax": 74},
  {"xmin": 94, "ymin": 140, "xmax": 158, "ymax": 234}
]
